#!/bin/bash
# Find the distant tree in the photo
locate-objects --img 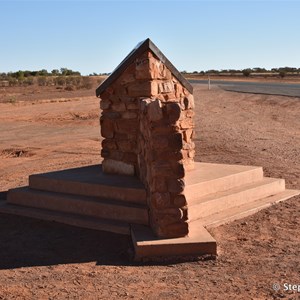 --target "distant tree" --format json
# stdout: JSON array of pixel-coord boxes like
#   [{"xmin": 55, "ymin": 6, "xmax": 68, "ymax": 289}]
[
  {"xmin": 60, "ymin": 68, "xmax": 80, "ymax": 76},
  {"xmin": 242, "ymin": 69, "xmax": 251, "ymax": 77},
  {"xmin": 51, "ymin": 69, "xmax": 60, "ymax": 76},
  {"xmin": 279, "ymin": 71, "xmax": 286, "ymax": 78},
  {"xmin": 253, "ymin": 67, "xmax": 267, "ymax": 73},
  {"xmin": 206, "ymin": 69, "xmax": 220, "ymax": 75},
  {"xmin": 38, "ymin": 69, "xmax": 48, "ymax": 76},
  {"xmin": 23, "ymin": 70, "xmax": 32, "ymax": 77}
]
